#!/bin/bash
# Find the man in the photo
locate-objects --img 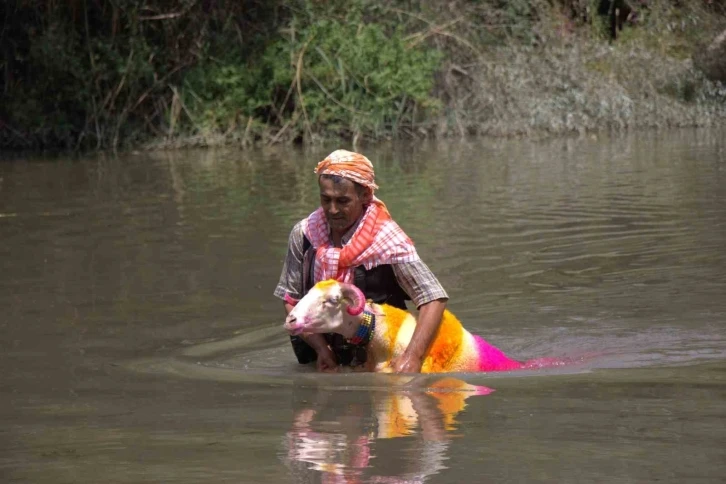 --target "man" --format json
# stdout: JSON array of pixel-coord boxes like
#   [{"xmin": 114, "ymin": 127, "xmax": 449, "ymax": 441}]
[{"xmin": 274, "ymin": 149, "xmax": 448, "ymax": 373}]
